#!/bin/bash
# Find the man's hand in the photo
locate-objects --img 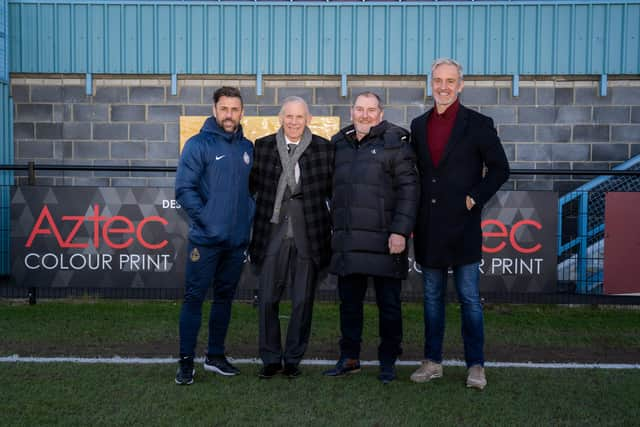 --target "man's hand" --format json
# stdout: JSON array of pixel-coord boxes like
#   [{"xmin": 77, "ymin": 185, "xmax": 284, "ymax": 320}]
[
  {"xmin": 388, "ymin": 233, "xmax": 406, "ymax": 254},
  {"xmin": 466, "ymin": 195, "xmax": 476, "ymax": 211}
]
